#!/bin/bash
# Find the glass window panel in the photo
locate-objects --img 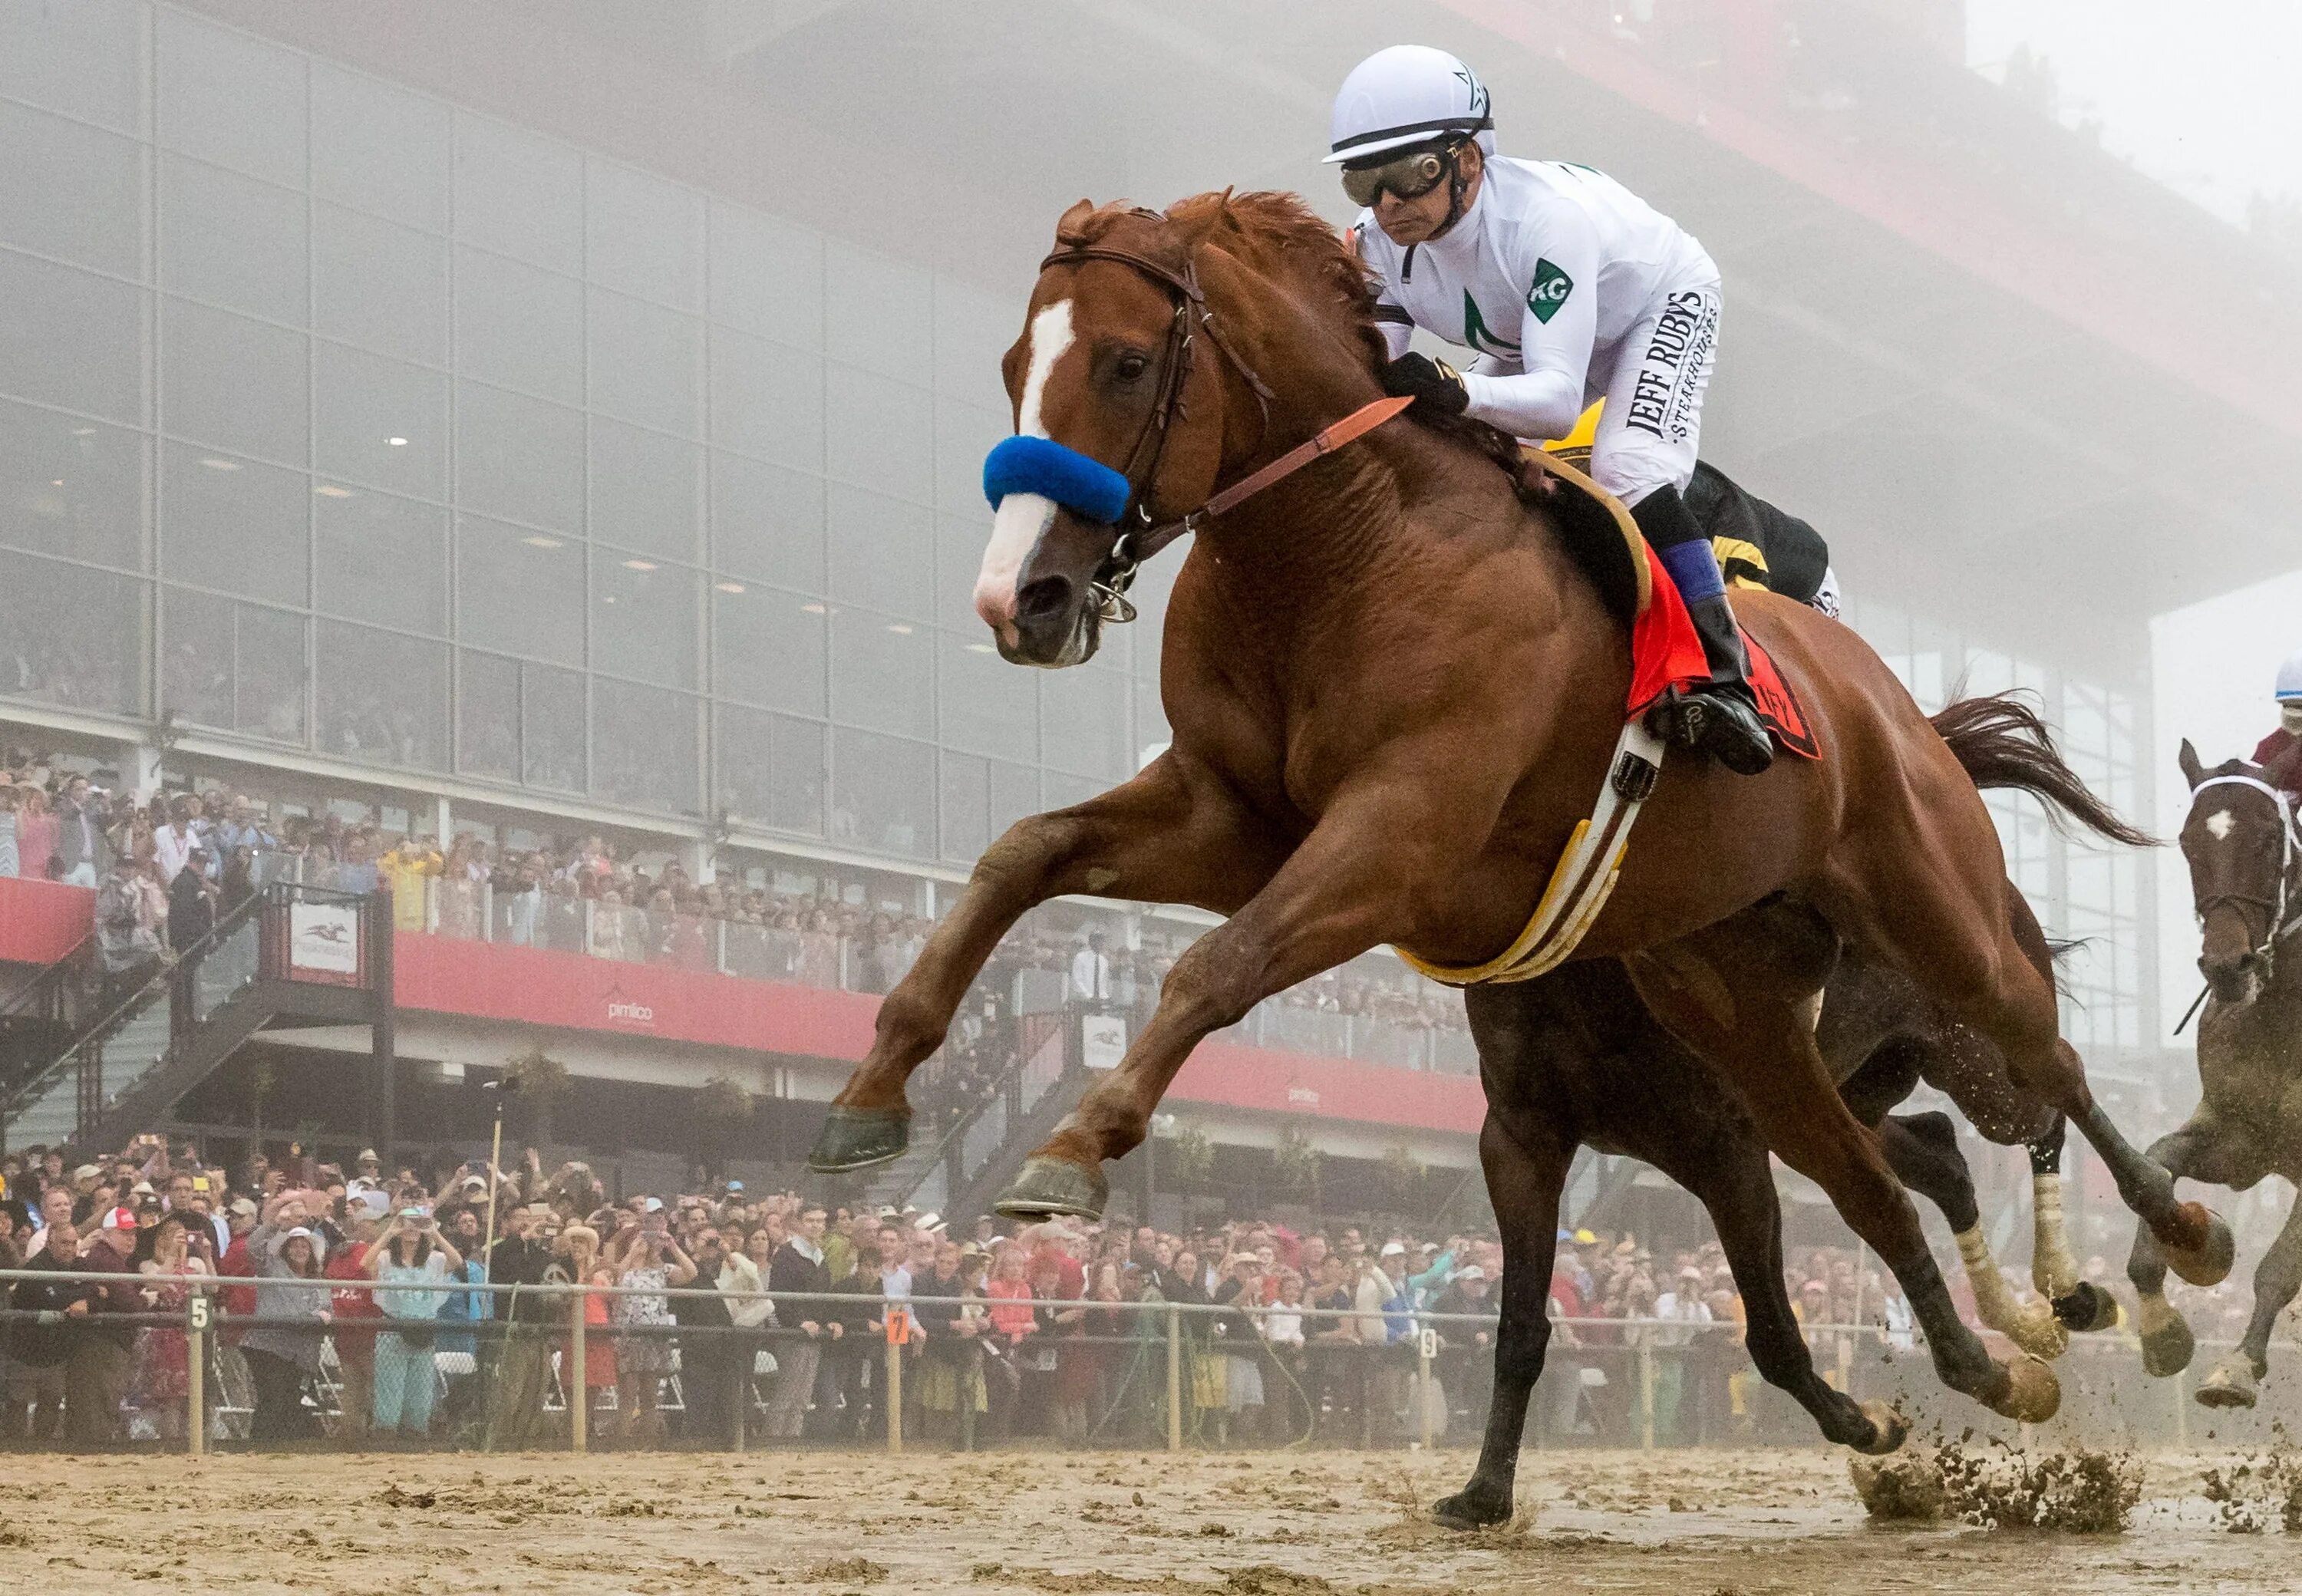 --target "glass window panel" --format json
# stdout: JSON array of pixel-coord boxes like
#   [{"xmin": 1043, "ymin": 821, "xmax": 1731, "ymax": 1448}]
[
  {"xmin": 455, "ymin": 647, "xmax": 519, "ymax": 781},
  {"xmin": 311, "ymin": 63, "xmax": 448, "ymax": 232},
  {"xmin": 162, "ymin": 298, "xmax": 307, "ymax": 463},
  {"xmin": 830, "ymin": 608, "xmax": 932, "ymax": 740},
  {"xmin": 712, "ymin": 582, "xmax": 825, "ymax": 714},
  {"xmin": 0, "ymin": 251, "xmax": 144, "ymax": 424},
  {"xmin": 989, "ymin": 759, "xmax": 1041, "ymax": 839},
  {"xmin": 0, "ymin": 0, "xmax": 146, "ymax": 134},
  {"xmin": 938, "ymin": 629, "xmax": 1037, "ymax": 762},
  {"xmin": 160, "ymin": 153, "xmax": 306, "ymax": 325},
  {"xmin": 592, "ymin": 549, "xmax": 699, "ymax": 690},
  {"xmin": 708, "ymin": 329, "xmax": 820, "ymax": 470},
  {"xmin": 585, "ymin": 160, "xmax": 701, "ymax": 308},
  {"xmin": 315, "ymin": 486, "xmax": 446, "ymax": 634},
  {"xmin": 934, "ymin": 278, "xmax": 1018, "ymax": 406},
  {"xmin": 455, "ymin": 513, "xmax": 582, "ymax": 667},
  {"xmin": 155, "ymin": 9, "xmax": 306, "ymax": 188},
  {"xmin": 453, "ymin": 246, "xmax": 582, "ymax": 404},
  {"xmin": 315, "ymin": 620, "xmax": 447, "ymax": 770},
  {"xmin": 935, "ymin": 397, "xmax": 1008, "ymax": 516},
  {"xmin": 163, "ymin": 587, "xmax": 305, "ymax": 740},
  {"xmin": 453, "ymin": 114, "xmax": 582, "ymax": 273},
  {"xmin": 0, "ymin": 550, "xmax": 145, "ymax": 716},
  {"xmin": 823, "ymin": 240, "xmax": 930, "ymax": 381},
  {"xmin": 825, "ymin": 365, "xmax": 931, "ymax": 502},
  {"xmin": 829, "ymin": 485, "xmax": 932, "ymax": 618},
  {"xmin": 592, "ymin": 678, "xmax": 698, "ymax": 813},
  {"xmin": 940, "ymin": 750, "xmax": 988, "ymax": 864},
  {"xmin": 1041, "ymin": 666, "xmax": 1131, "ymax": 781},
  {"xmin": 0, "ymin": 100, "xmax": 144, "ymax": 277},
  {"xmin": 935, "ymin": 512, "xmax": 993, "ymax": 632},
  {"xmin": 829, "ymin": 728, "xmax": 932, "ymax": 858},
  {"xmin": 711, "ymin": 451, "xmax": 823, "ymax": 591},
  {"xmin": 454, "ymin": 381, "xmax": 583, "ymax": 533},
  {"xmin": 315, "ymin": 343, "xmax": 447, "ymax": 499},
  {"xmin": 715, "ymin": 704, "xmax": 826, "ymax": 836},
  {"xmin": 589, "ymin": 417, "xmax": 700, "ymax": 562},
  {"xmin": 708, "ymin": 202, "xmax": 822, "ymax": 348},
  {"xmin": 1043, "ymin": 772, "xmax": 1105, "ymax": 813},
  {"xmin": 315, "ymin": 204, "xmax": 447, "ymax": 367},
  {"xmin": 589, "ymin": 288, "xmax": 701, "ymax": 436},
  {"xmin": 160, "ymin": 442, "xmax": 308, "ymax": 606},
  {"xmin": 523, "ymin": 660, "xmax": 586, "ymax": 792},
  {"xmin": 0, "ymin": 397, "xmax": 145, "ymax": 569},
  {"xmin": 1133, "ymin": 678, "xmax": 1169, "ymax": 767}
]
